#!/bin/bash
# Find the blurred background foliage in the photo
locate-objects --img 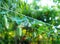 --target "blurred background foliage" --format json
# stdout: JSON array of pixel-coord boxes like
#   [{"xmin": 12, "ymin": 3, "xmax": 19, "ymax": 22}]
[{"xmin": 0, "ymin": 0, "xmax": 60, "ymax": 44}]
